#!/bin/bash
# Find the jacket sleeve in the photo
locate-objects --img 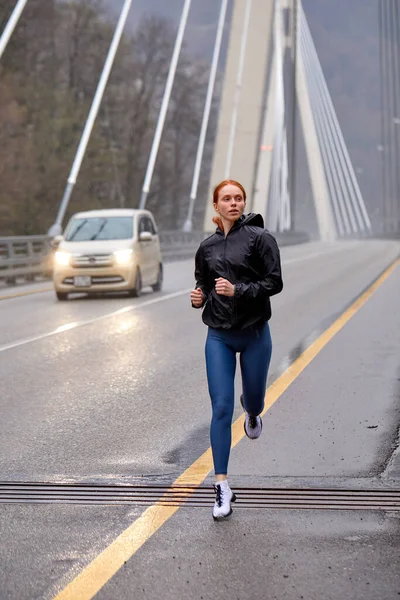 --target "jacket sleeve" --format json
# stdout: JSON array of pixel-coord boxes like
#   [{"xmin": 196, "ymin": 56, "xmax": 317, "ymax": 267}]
[
  {"xmin": 193, "ymin": 245, "xmax": 210, "ymax": 309},
  {"xmin": 234, "ymin": 231, "xmax": 283, "ymax": 300}
]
